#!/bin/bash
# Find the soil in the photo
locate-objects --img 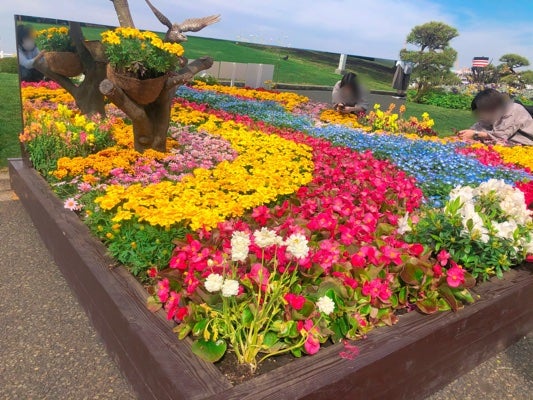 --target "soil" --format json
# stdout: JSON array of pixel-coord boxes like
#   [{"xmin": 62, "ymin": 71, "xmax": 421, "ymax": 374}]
[{"xmin": 217, "ymin": 350, "xmax": 296, "ymax": 385}]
